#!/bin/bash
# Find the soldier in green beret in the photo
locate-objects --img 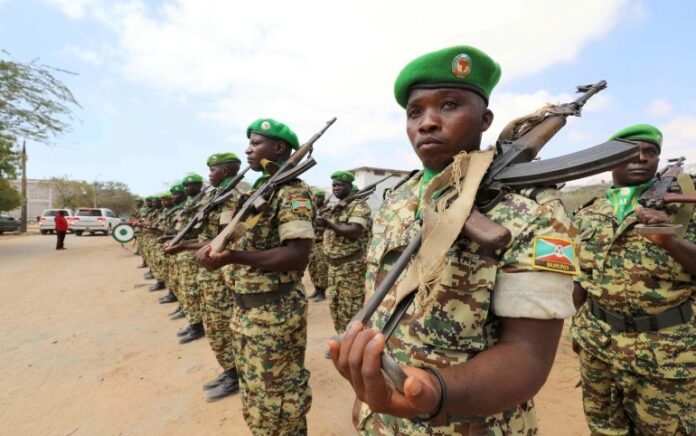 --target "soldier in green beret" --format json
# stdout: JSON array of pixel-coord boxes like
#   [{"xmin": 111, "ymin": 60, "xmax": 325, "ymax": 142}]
[
  {"xmin": 329, "ymin": 45, "xmax": 578, "ymax": 434},
  {"xmin": 317, "ymin": 170, "xmax": 372, "ymax": 333},
  {"xmin": 307, "ymin": 189, "xmax": 330, "ymax": 302},
  {"xmin": 197, "ymin": 118, "xmax": 312, "ymax": 435},
  {"xmin": 141, "ymin": 194, "xmax": 162, "ymax": 281},
  {"xmin": 571, "ymin": 124, "xmax": 696, "ymax": 435},
  {"xmin": 165, "ymin": 152, "xmax": 244, "ymax": 401}
]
